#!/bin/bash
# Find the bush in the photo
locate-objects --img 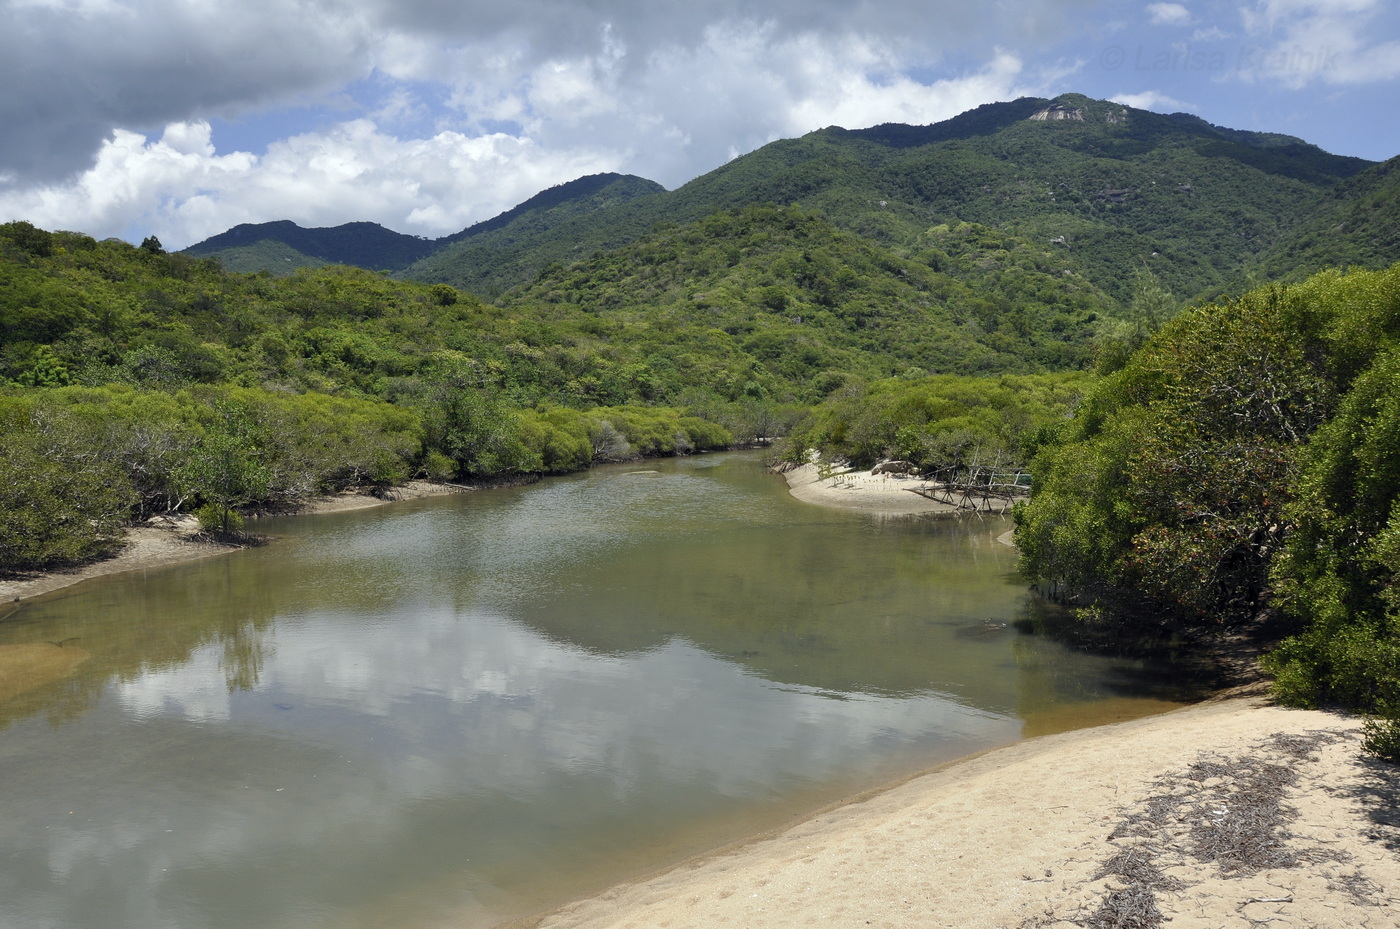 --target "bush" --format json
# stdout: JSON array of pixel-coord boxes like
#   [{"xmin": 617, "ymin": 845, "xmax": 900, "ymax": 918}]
[
  {"xmin": 1363, "ymin": 715, "xmax": 1400, "ymax": 763},
  {"xmin": 194, "ymin": 502, "xmax": 244, "ymax": 536},
  {"xmin": 1017, "ymin": 281, "xmax": 1333, "ymax": 629},
  {"xmin": 0, "ymin": 423, "xmax": 134, "ymax": 571},
  {"xmin": 419, "ymin": 451, "xmax": 457, "ymax": 483}
]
